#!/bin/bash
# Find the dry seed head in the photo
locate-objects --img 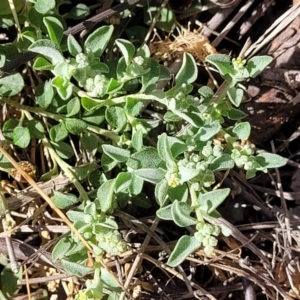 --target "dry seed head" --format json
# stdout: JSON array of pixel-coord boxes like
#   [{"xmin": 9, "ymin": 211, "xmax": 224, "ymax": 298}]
[{"xmin": 149, "ymin": 26, "xmax": 216, "ymax": 62}]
